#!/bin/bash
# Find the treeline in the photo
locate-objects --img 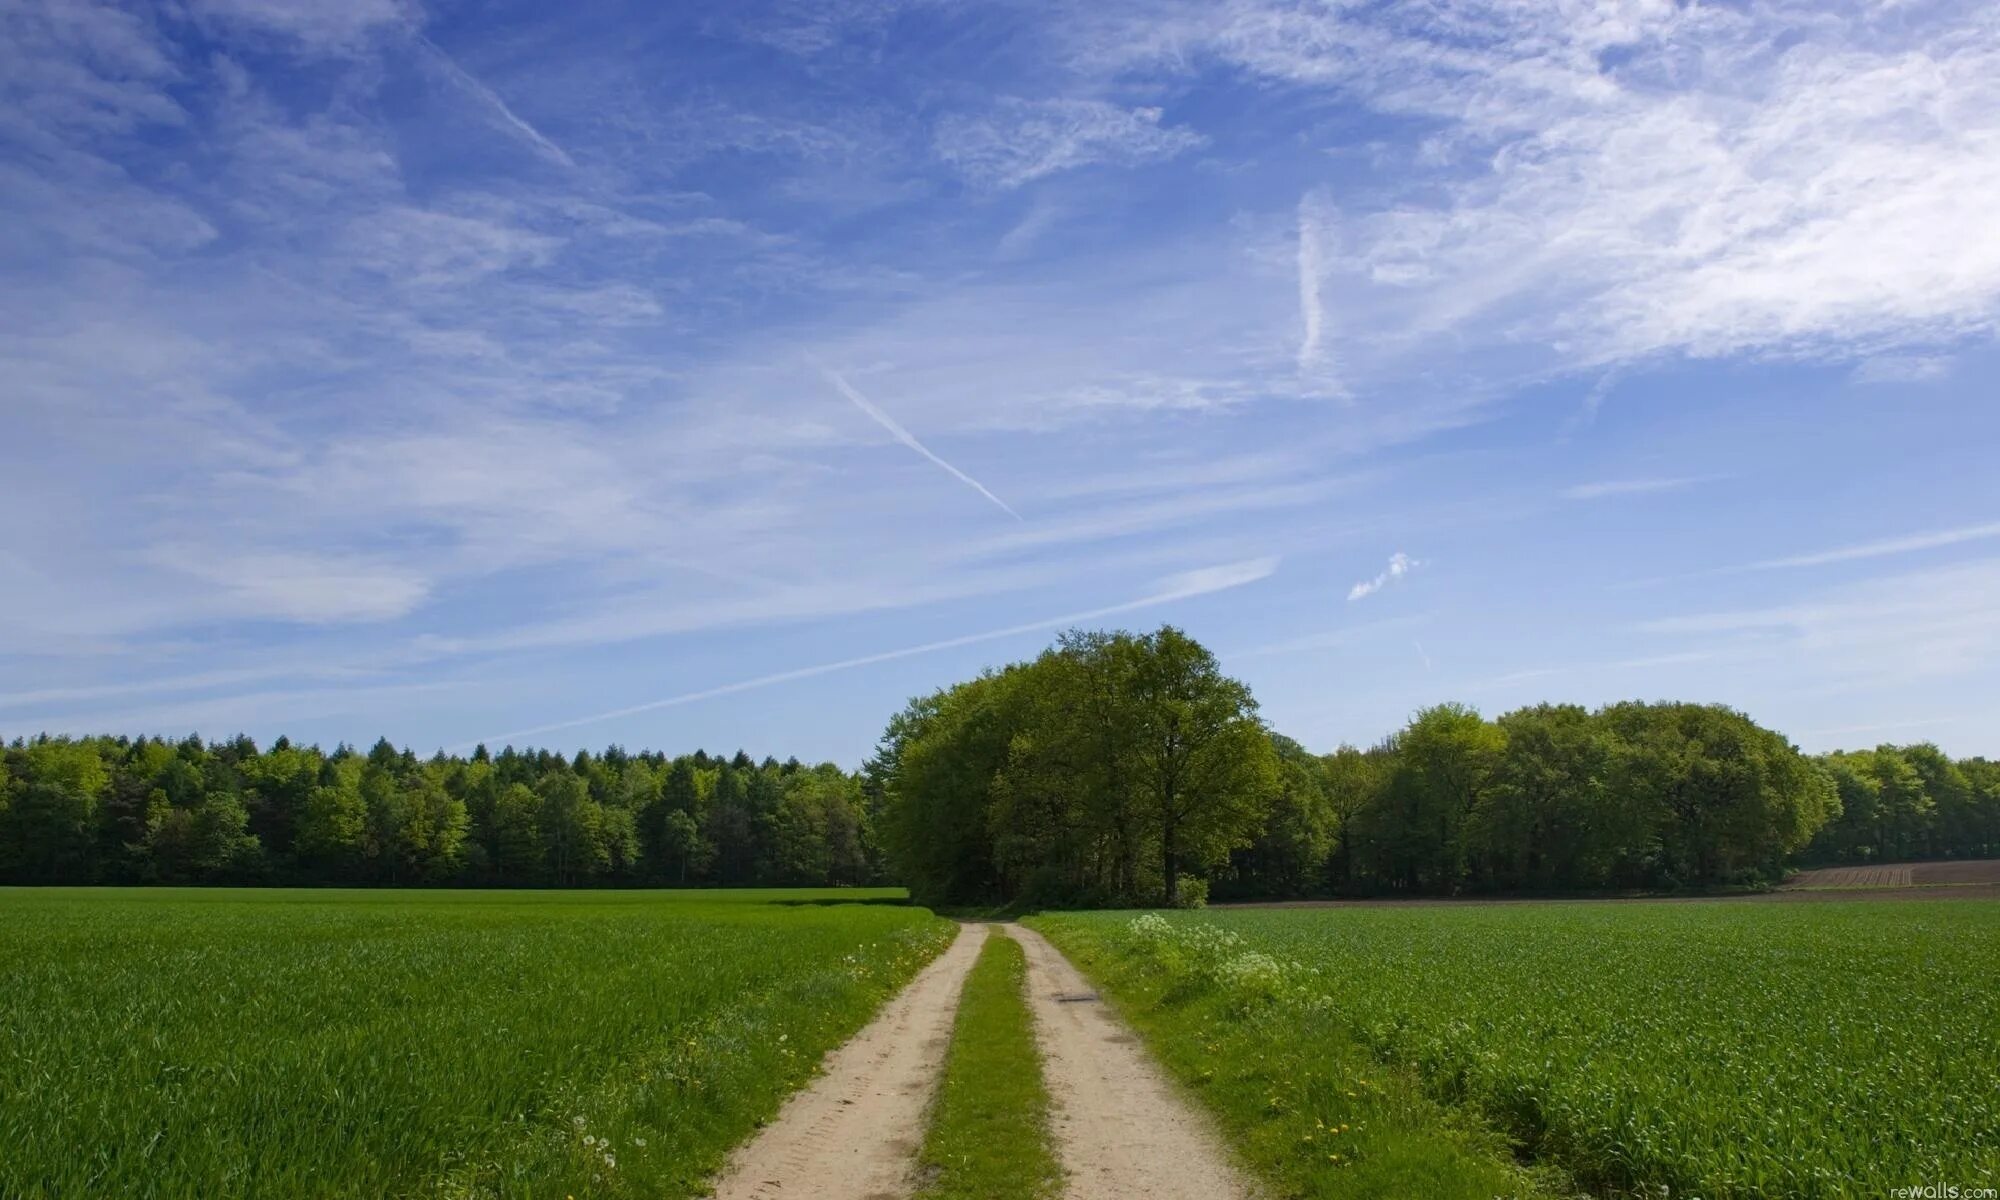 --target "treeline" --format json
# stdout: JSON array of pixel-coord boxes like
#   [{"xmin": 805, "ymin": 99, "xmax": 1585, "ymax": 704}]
[
  {"xmin": 0, "ymin": 735, "xmax": 887, "ymax": 888},
  {"xmin": 874, "ymin": 627, "xmax": 2000, "ymax": 907},
  {"xmin": 8, "ymin": 627, "xmax": 1997, "ymax": 901},
  {"xmin": 1806, "ymin": 744, "xmax": 2000, "ymax": 865}
]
